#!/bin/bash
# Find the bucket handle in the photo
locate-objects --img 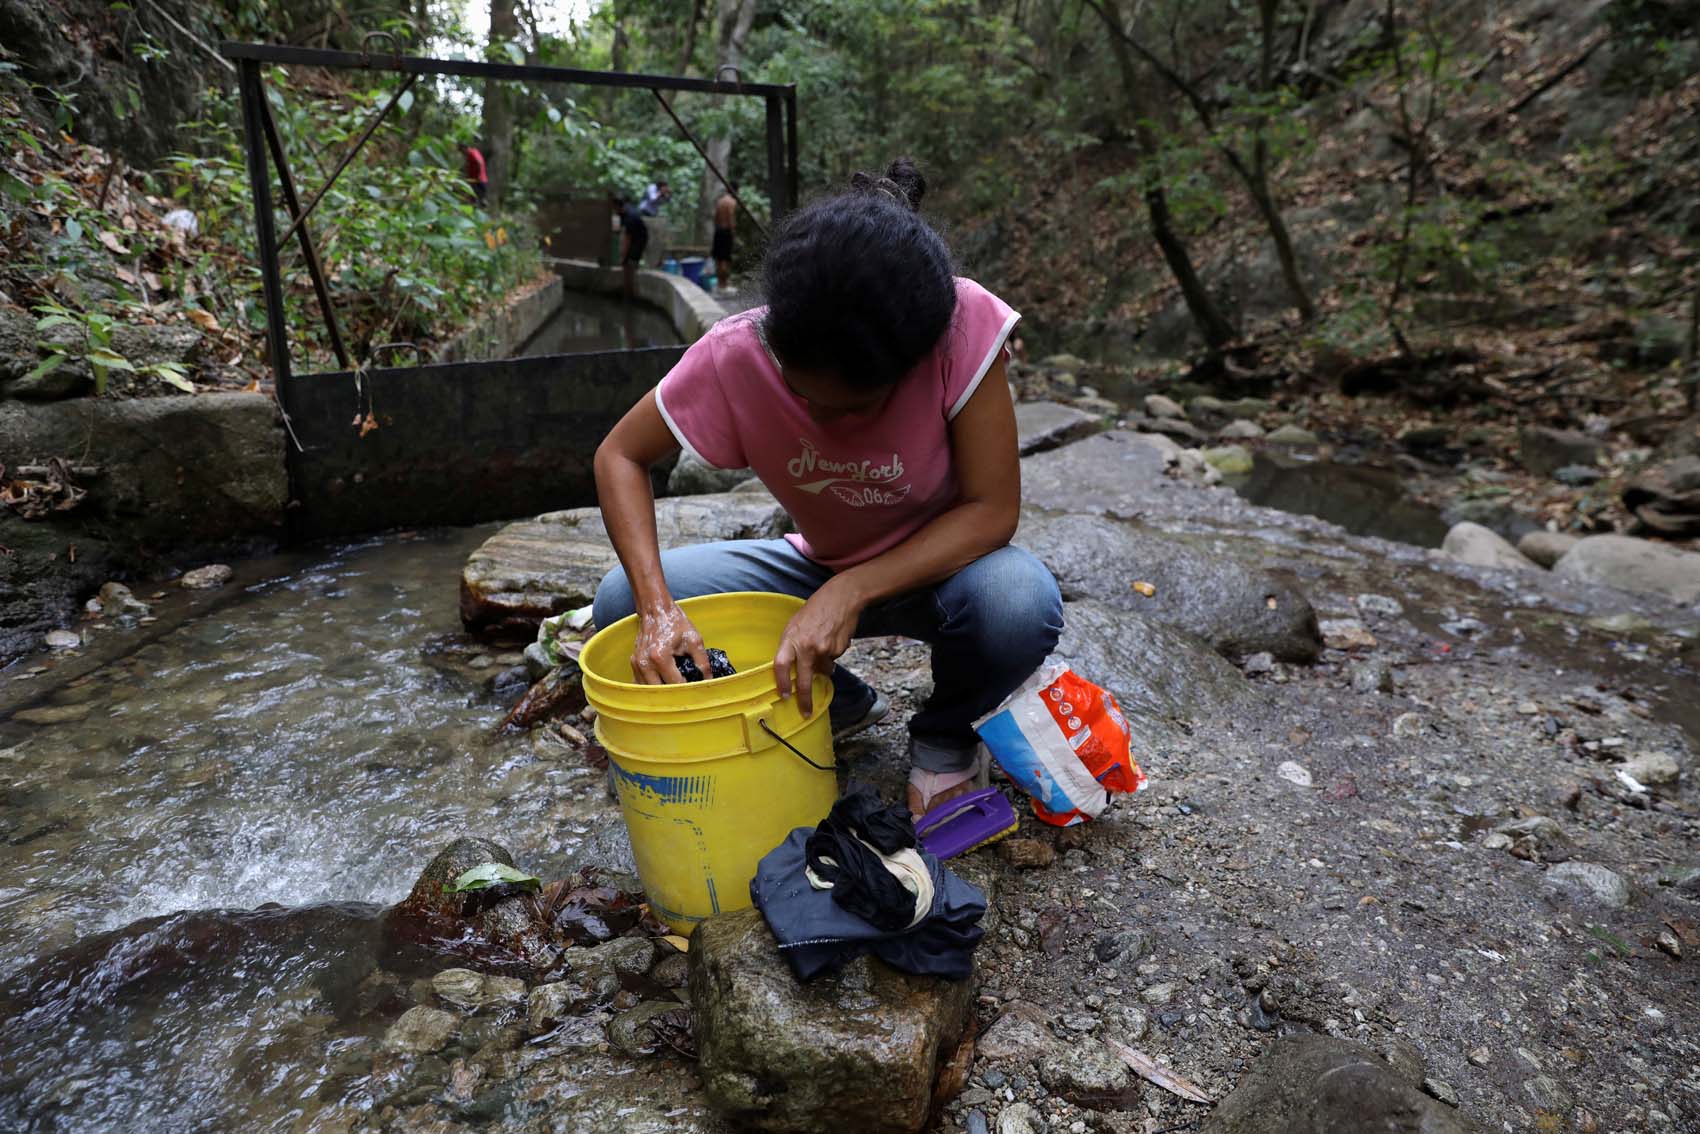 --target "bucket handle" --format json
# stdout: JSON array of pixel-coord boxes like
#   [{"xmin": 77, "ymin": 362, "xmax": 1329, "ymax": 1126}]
[{"xmin": 758, "ymin": 719, "xmax": 834, "ymax": 771}]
